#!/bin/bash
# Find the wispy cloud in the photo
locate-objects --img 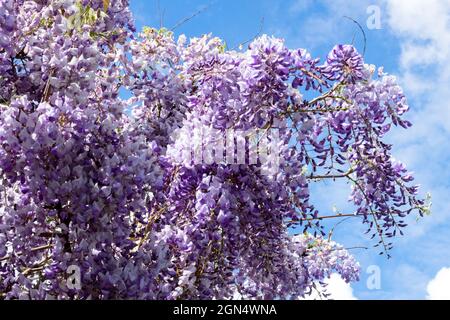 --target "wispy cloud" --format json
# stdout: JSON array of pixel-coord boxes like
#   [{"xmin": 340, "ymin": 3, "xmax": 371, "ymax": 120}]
[
  {"xmin": 263, "ymin": 0, "xmax": 374, "ymax": 51},
  {"xmin": 383, "ymin": 0, "xmax": 450, "ymax": 239}
]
